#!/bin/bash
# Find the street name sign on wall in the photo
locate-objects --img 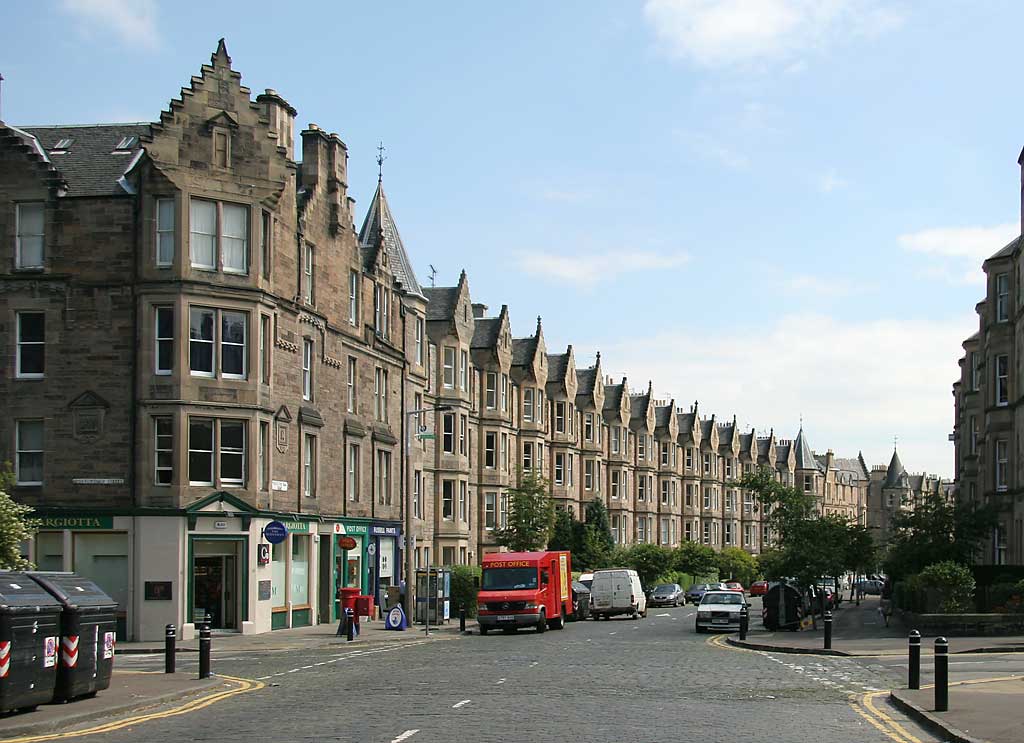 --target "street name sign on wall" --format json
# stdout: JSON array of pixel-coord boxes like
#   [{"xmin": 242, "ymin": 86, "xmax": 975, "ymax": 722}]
[{"xmin": 263, "ymin": 521, "xmax": 288, "ymax": 544}]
